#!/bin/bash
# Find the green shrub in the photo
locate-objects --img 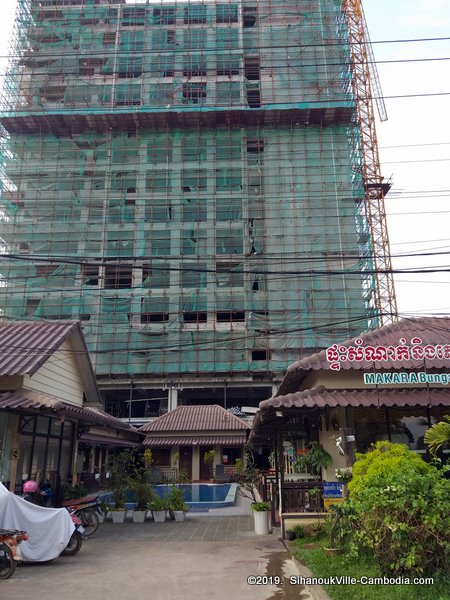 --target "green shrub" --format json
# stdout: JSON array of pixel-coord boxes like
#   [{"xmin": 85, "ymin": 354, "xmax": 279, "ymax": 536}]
[
  {"xmin": 291, "ymin": 524, "xmax": 305, "ymax": 539},
  {"xmin": 346, "ymin": 441, "xmax": 450, "ymax": 576}
]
